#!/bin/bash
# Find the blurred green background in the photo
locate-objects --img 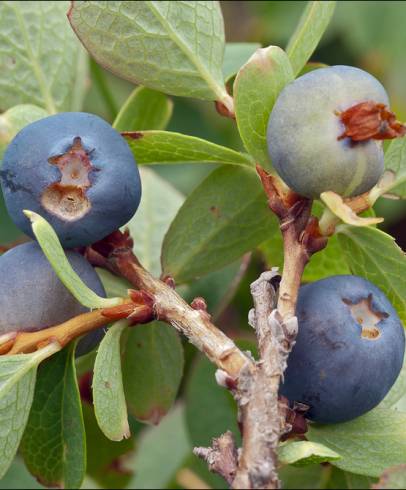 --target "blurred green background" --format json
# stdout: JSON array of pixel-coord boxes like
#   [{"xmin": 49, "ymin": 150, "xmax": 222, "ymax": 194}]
[{"xmin": 1, "ymin": 2, "xmax": 405, "ymax": 489}]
